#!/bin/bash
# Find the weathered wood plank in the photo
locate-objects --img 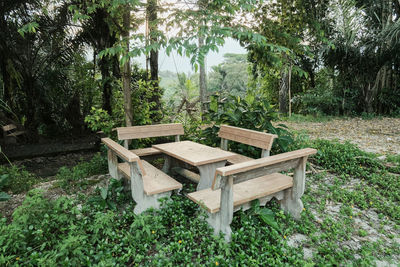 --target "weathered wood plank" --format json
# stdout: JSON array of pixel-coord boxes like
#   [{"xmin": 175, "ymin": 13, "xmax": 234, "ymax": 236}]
[
  {"xmin": 116, "ymin": 123, "xmax": 184, "ymax": 140},
  {"xmin": 153, "ymin": 141, "xmax": 235, "ymax": 166},
  {"xmin": 118, "ymin": 160, "xmax": 182, "ymax": 195},
  {"xmin": 2, "ymin": 124, "xmax": 17, "ymax": 132},
  {"xmin": 215, "ymin": 148, "xmax": 317, "ymax": 176},
  {"xmin": 188, "ymin": 173, "xmax": 293, "ymax": 213},
  {"xmin": 130, "ymin": 147, "xmax": 162, "ymax": 157},
  {"xmin": 224, "ymin": 152, "xmax": 253, "ymax": 164},
  {"xmin": 218, "ymin": 125, "xmax": 277, "ymax": 150},
  {"xmin": 101, "ymin": 138, "xmax": 140, "ymax": 163}
]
